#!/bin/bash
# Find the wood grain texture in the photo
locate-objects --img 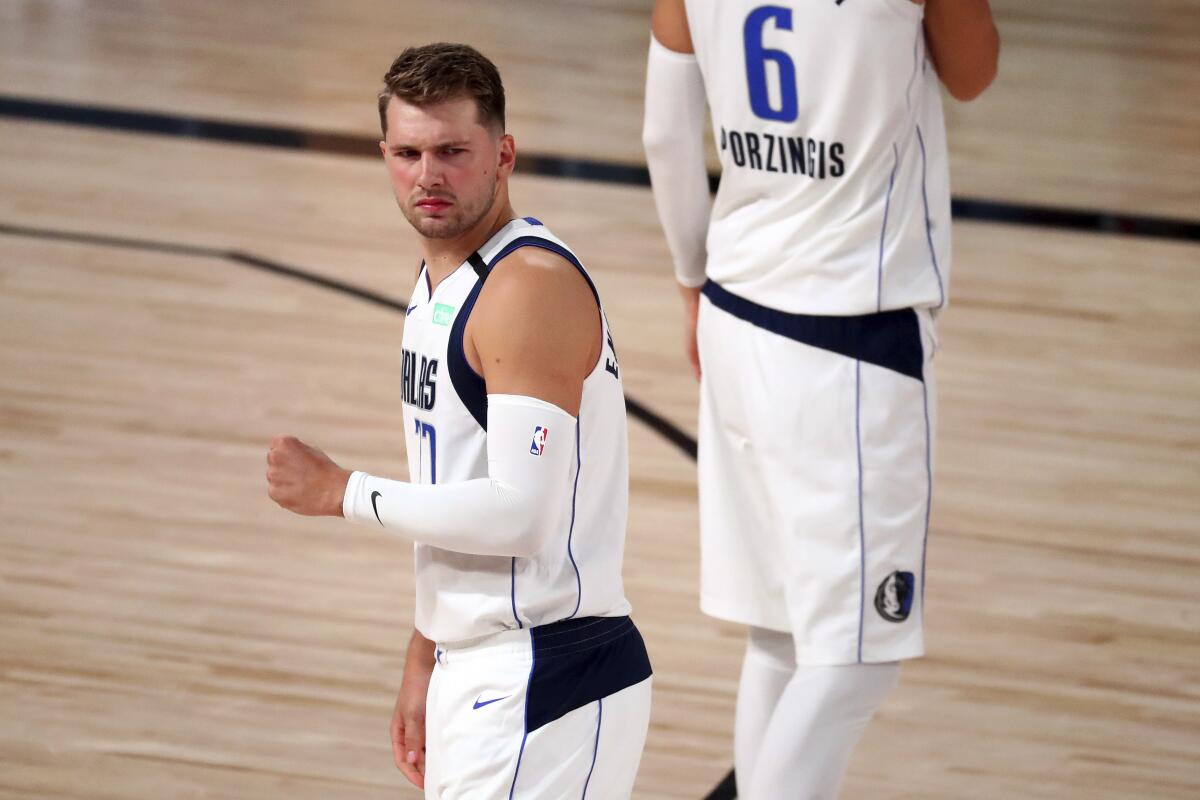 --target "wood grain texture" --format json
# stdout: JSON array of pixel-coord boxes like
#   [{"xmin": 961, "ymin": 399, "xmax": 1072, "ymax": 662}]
[
  {"xmin": 1, "ymin": 1, "xmax": 1198, "ymax": 797},
  {"xmin": 1, "ymin": 0, "xmax": 1197, "ymax": 217}
]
